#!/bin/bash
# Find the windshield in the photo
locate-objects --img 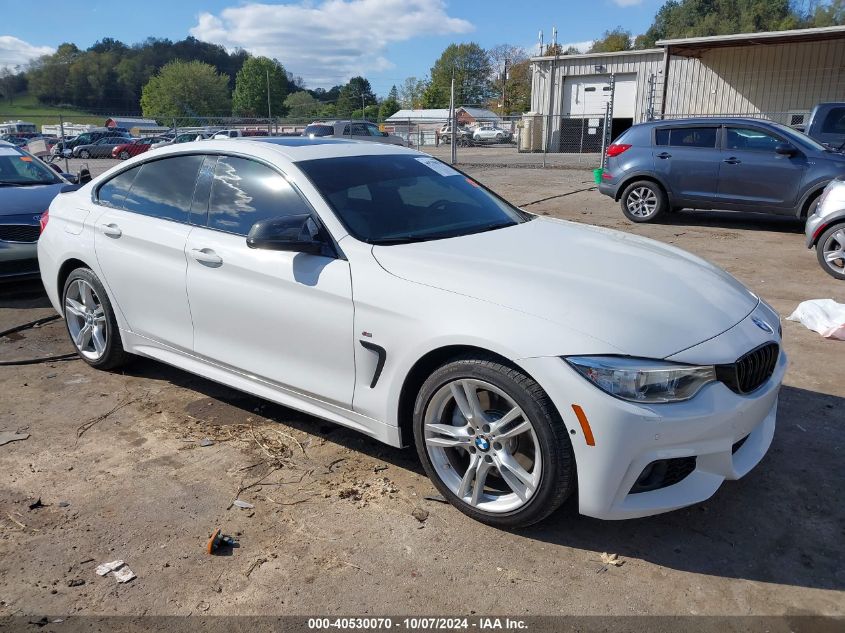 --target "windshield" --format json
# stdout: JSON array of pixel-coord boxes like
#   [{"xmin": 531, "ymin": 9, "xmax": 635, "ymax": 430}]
[
  {"xmin": 303, "ymin": 124, "xmax": 335, "ymax": 137},
  {"xmin": 297, "ymin": 154, "xmax": 529, "ymax": 244},
  {"xmin": 0, "ymin": 147, "xmax": 62, "ymax": 185},
  {"xmin": 769, "ymin": 122, "xmax": 829, "ymax": 152}
]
